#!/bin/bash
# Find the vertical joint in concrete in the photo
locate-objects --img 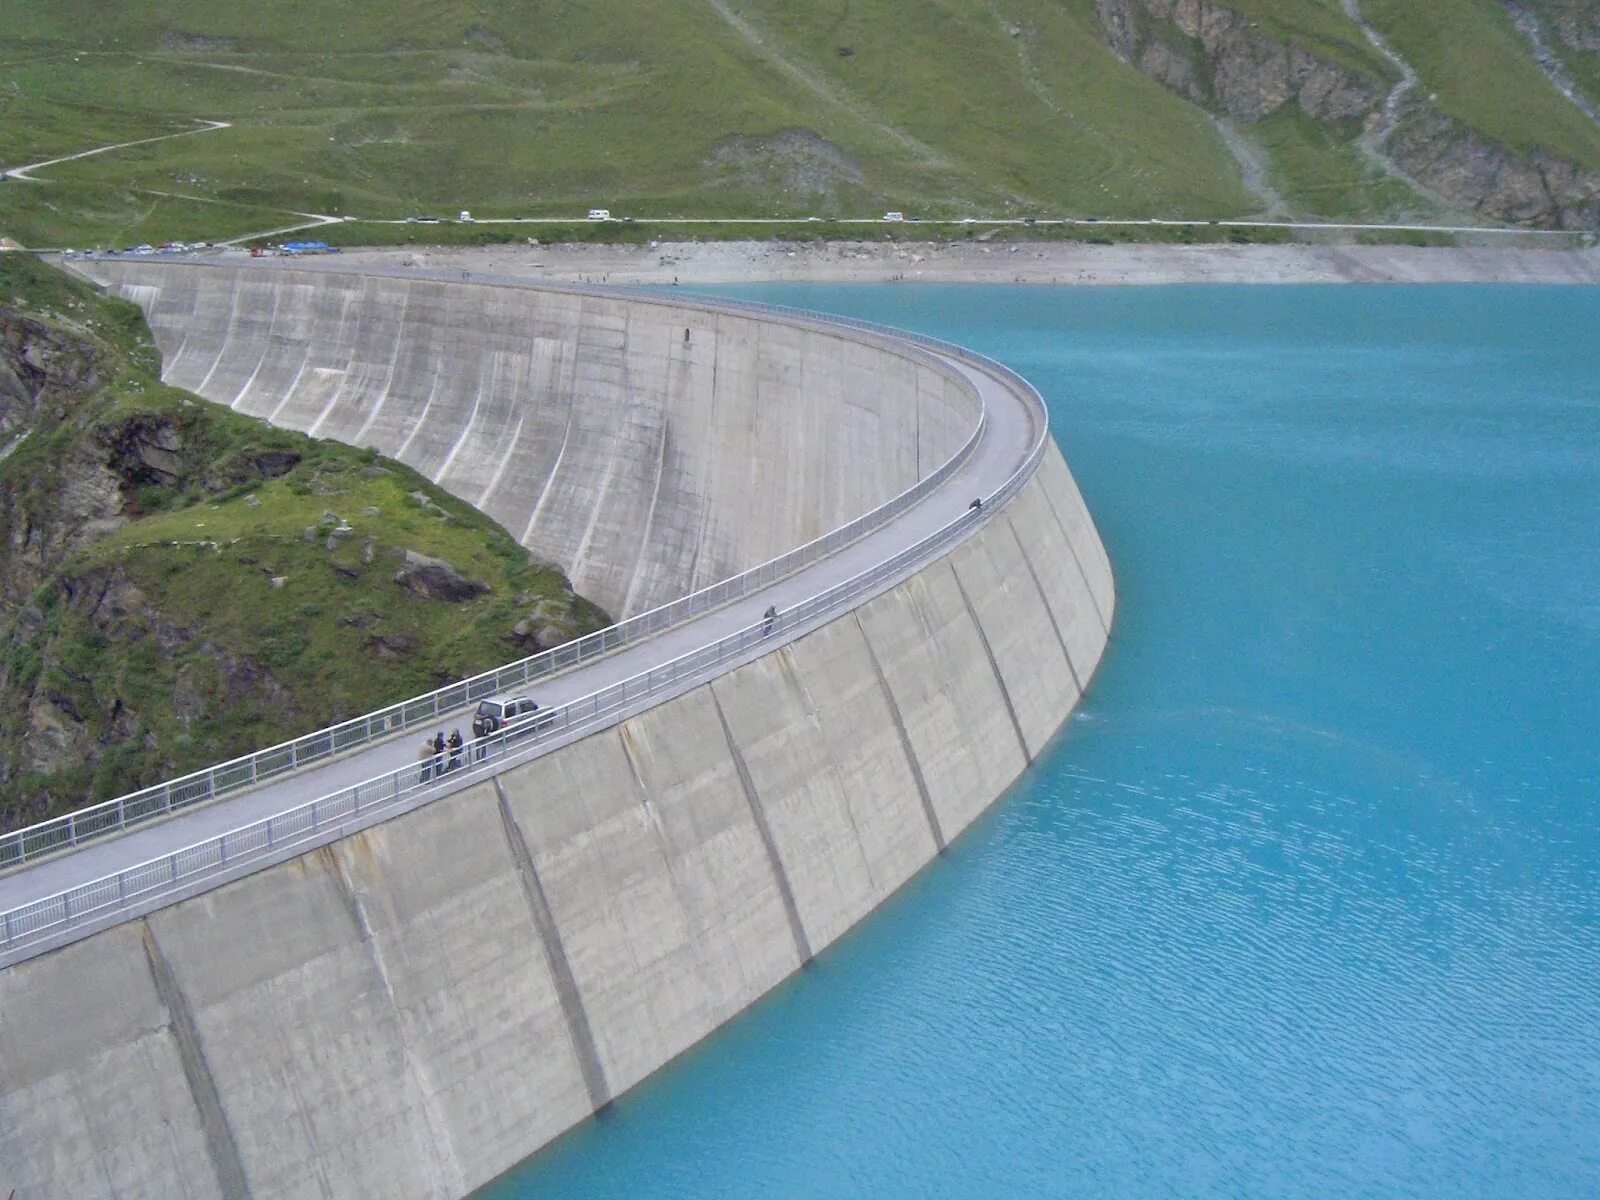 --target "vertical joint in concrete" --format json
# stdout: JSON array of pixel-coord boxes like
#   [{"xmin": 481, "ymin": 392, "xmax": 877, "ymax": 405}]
[
  {"xmin": 327, "ymin": 850, "xmax": 466, "ymax": 1192},
  {"xmin": 1037, "ymin": 477, "xmax": 1110, "ymax": 637},
  {"xmin": 709, "ymin": 688, "xmax": 813, "ymax": 966},
  {"xmin": 950, "ymin": 562, "xmax": 1032, "ymax": 764},
  {"xmin": 493, "ymin": 778, "xmax": 611, "ymax": 1112},
  {"xmin": 1004, "ymin": 514, "xmax": 1085, "ymax": 698},
  {"xmin": 853, "ymin": 613, "xmax": 947, "ymax": 853},
  {"xmin": 141, "ymin": 922, "xmax": 250, "ymax": 1200}
]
